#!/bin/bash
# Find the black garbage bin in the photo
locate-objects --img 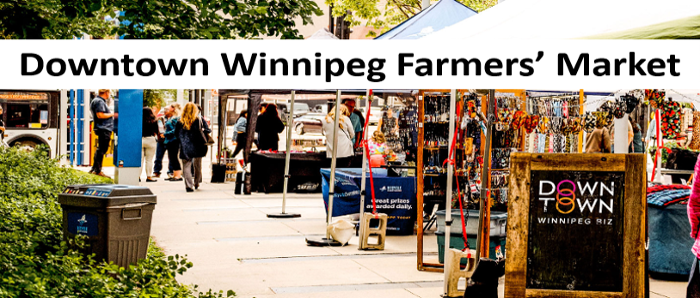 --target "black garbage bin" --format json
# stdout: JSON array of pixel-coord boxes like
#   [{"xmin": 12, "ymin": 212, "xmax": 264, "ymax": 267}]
[{"xmin": 58, "ymin": 184, "xmax": 157, "ymax": 268}]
